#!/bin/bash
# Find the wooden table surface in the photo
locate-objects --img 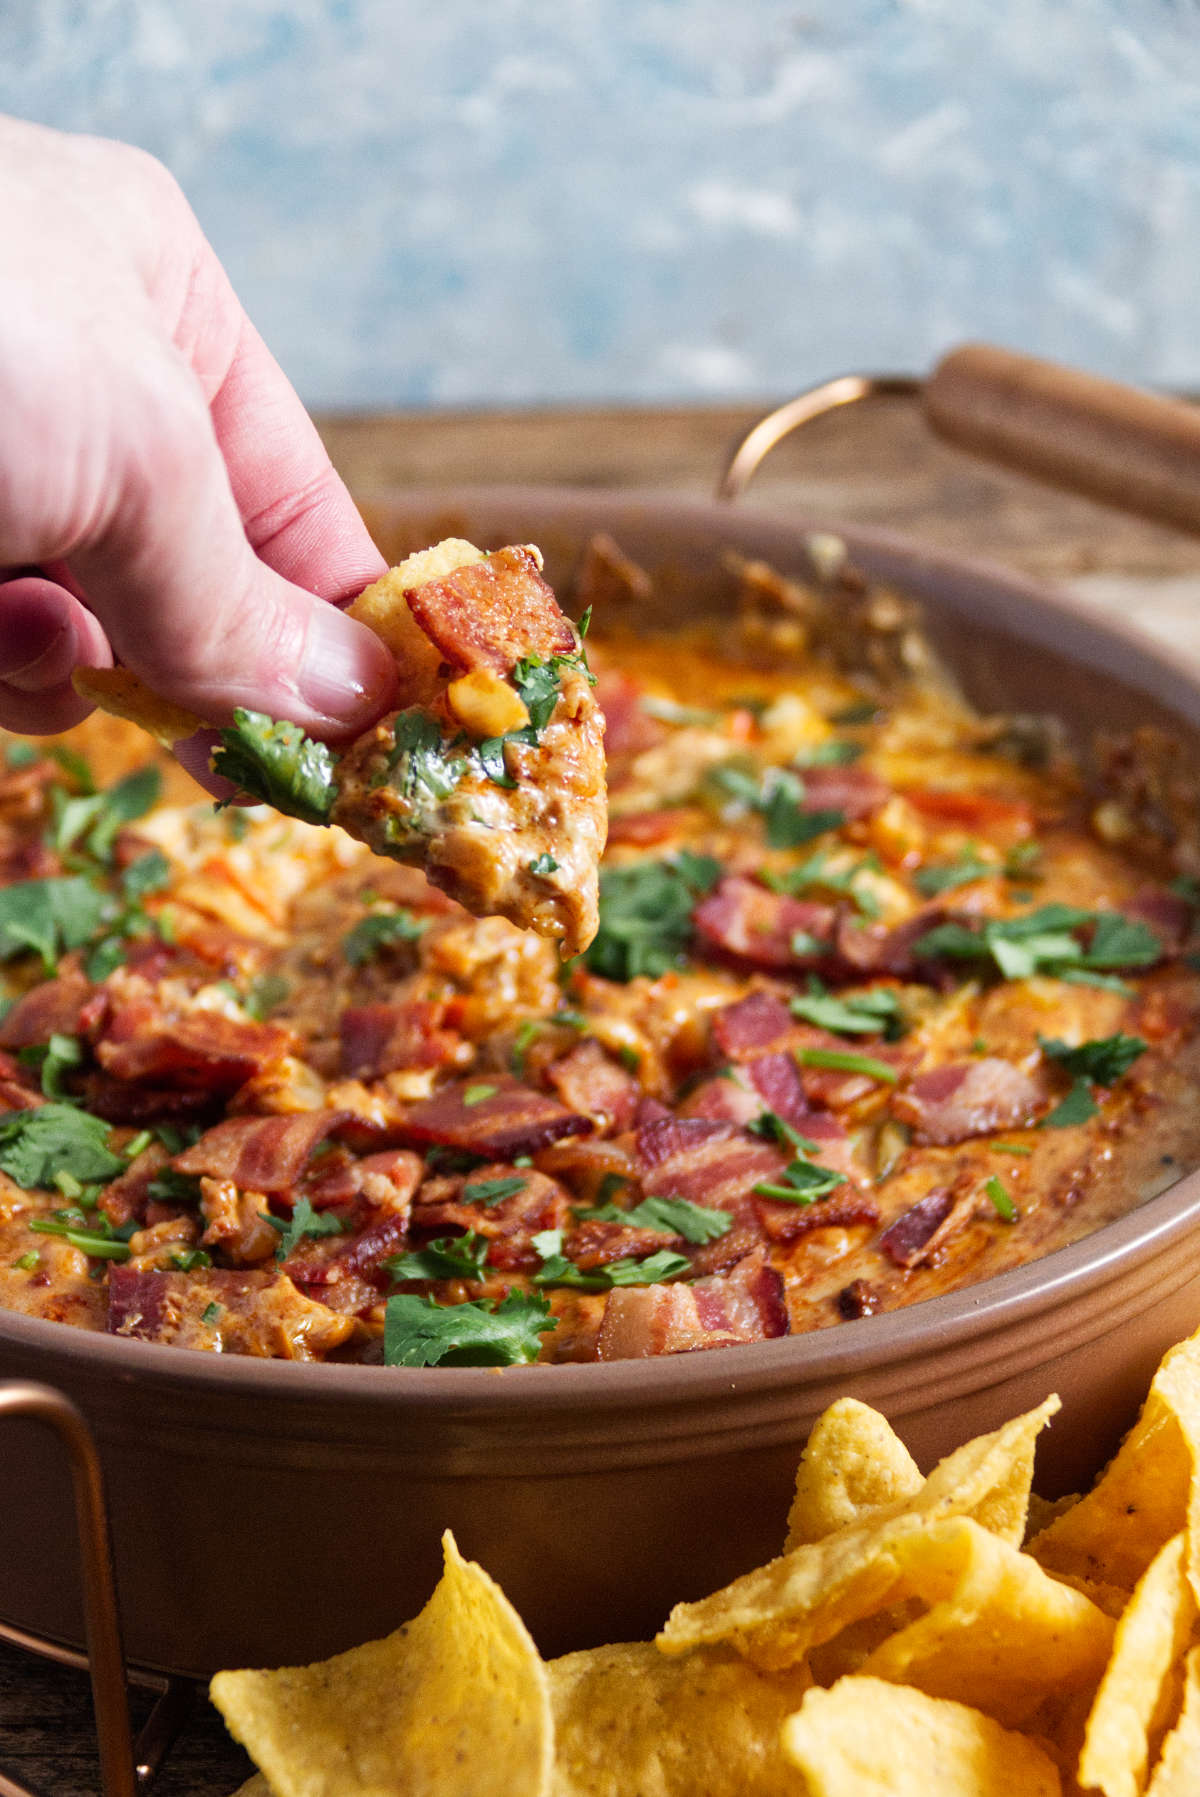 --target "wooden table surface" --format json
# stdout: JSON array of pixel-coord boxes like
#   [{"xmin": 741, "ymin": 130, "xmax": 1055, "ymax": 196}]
[{"xmin": 3, "ymin": 395, "xmax": 1200, "ymax": 1796}]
